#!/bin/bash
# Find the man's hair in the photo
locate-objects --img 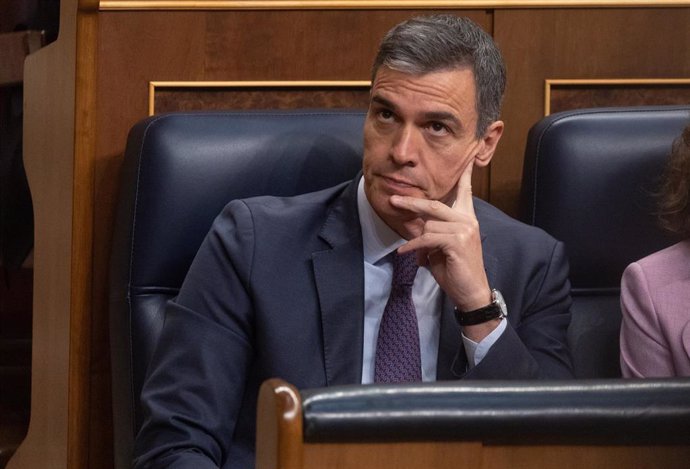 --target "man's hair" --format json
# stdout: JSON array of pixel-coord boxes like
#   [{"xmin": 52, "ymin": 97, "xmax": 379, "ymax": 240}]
[
  {"xmin": 657, "ymin": 124, "xmax": 690, "ymax": 237},
  {"xmin": 371, "ymin": 15, "xmax": 506, "ymax": 137}
]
